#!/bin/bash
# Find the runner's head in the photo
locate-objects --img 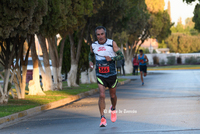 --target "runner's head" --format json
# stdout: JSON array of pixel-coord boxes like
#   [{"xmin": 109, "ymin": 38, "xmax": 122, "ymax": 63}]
[
  {"xmin": 139, "ymin": 49, "xmax": 143, "ymax": 55},
  {"xmin": 95, "ymin": 26, "xmax": 107, "ymax": 44}
]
